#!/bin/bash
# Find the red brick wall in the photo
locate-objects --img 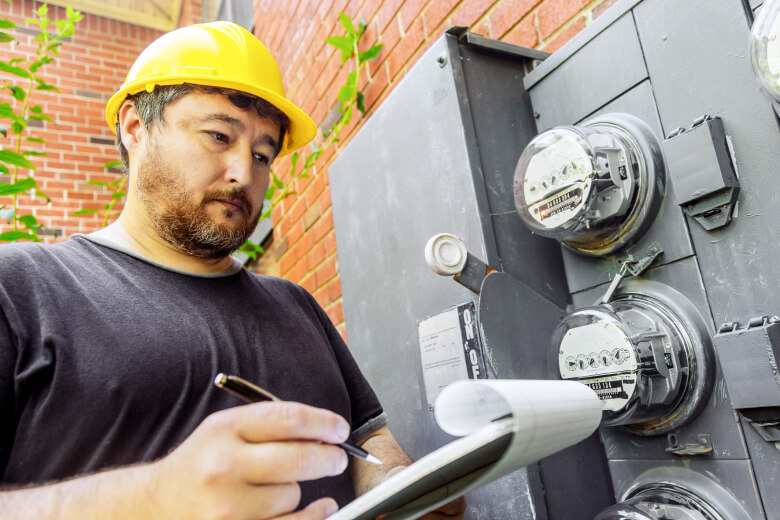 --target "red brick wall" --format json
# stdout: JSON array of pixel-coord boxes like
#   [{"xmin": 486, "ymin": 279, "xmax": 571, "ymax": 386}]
[
  {"xmin": 0, "ymin": 0, "xmax": 201, "ymax": 240},
  {"xmin": 252, "ymin": 0, "xmax": 619, "ymax": 339}
]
